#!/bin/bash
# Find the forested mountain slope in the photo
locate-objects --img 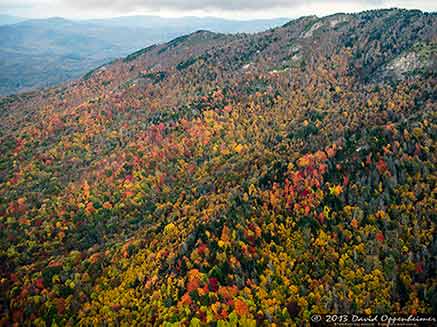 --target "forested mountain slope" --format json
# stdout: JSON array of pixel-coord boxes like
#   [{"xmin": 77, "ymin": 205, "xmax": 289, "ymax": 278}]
[{"xmin": 0, "ymin": 8, "xmax": 436, "ymax": 326}]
